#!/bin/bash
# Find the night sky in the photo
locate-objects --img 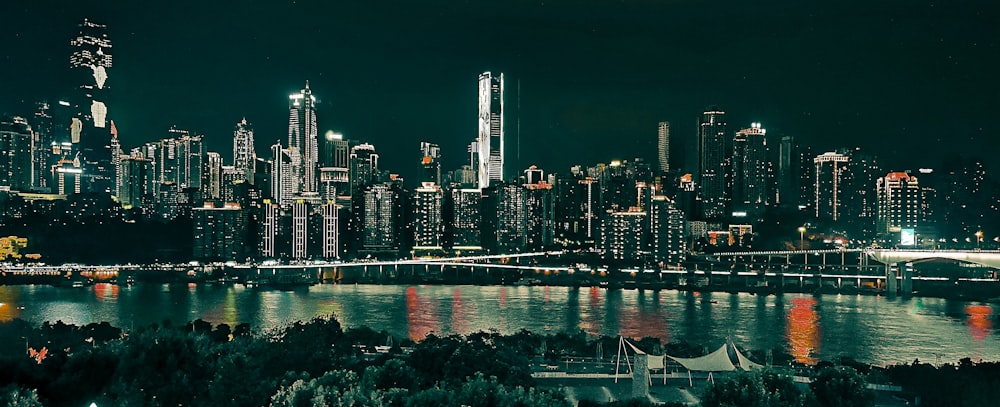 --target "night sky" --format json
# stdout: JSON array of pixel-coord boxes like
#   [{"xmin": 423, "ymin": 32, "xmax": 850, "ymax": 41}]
[{"xmin": 2, "ymin": 0, "xmax": 999, "ymax": 181}]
